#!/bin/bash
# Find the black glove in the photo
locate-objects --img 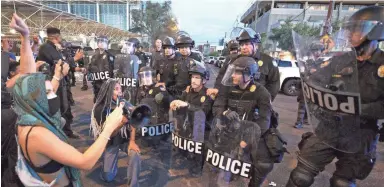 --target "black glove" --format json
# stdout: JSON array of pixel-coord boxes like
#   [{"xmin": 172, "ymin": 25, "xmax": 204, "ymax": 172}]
[
  {"xmin": 225, "ymin": 110, "xmax": 239, "ymax": 121},
  {"xmin": 379, "ymin": 128, "xmax": 384, "ymax": 142}
]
